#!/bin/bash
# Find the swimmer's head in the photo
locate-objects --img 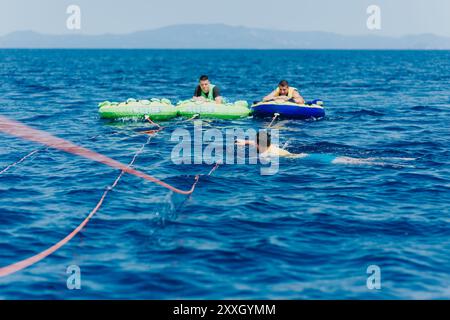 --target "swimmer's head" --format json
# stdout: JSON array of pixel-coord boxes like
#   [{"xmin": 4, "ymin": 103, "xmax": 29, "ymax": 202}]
[{"xmin": 256, "ymin": 131, "xmax": 271, "ymax": 152}]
